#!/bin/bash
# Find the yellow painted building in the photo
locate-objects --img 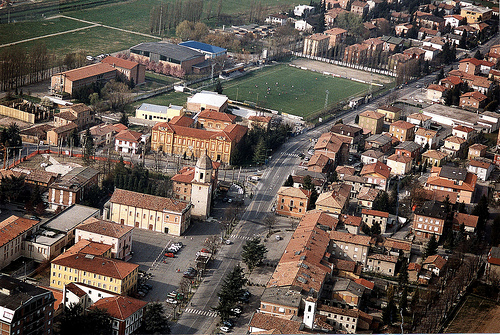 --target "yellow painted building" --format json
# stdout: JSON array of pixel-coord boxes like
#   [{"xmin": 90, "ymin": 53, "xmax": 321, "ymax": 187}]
[
  {"xmin": 50, "ymin": 253, "xmax": 138, "ymax": 294},
  {"xmin": 107, "ymin": 188, "xmax": 192, "ymax": 236},
  {"xmin": 460, "ymin": 5, "xmax": 492, "ymax": 23},
  {"xmin": 135, "ymin": 103, "xmax": 185, "ymax": 122}
]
